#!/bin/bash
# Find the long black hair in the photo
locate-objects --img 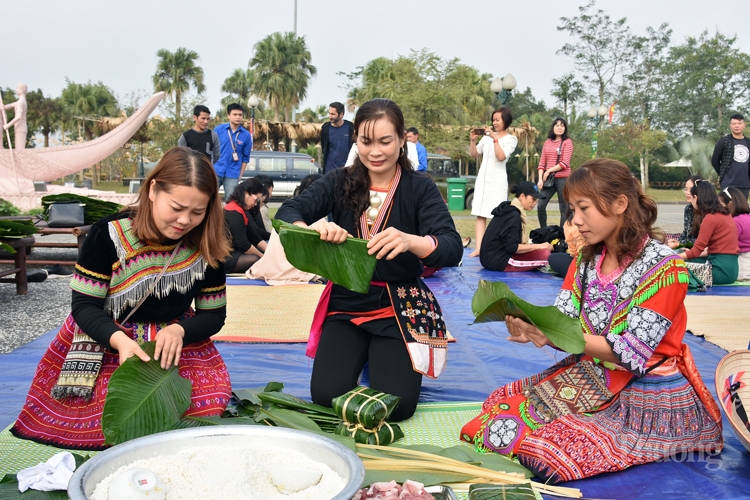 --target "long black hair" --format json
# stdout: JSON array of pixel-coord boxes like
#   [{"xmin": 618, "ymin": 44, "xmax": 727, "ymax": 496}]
[
  {"xmin": 547, "ymin": 118, "xmax": 569, "ymax": 141},
  {"xmin": 690, "ymin": 180, "xmax": 729, "ymax": 237},
  {"xmin": 341, "ymin": 99, "xmax": 413, "ymax": 214}
]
